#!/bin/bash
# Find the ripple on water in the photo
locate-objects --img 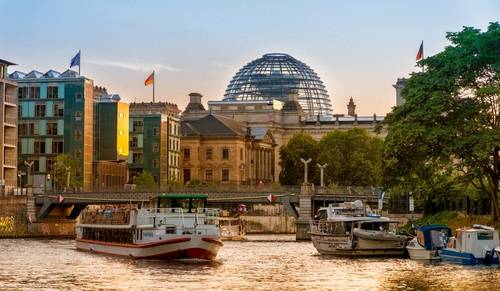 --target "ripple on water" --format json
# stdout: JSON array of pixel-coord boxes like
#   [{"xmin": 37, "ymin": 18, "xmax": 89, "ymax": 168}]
[{"xmin": 0, "ymin": 238, "xmax": 499, "ymax": 290}]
